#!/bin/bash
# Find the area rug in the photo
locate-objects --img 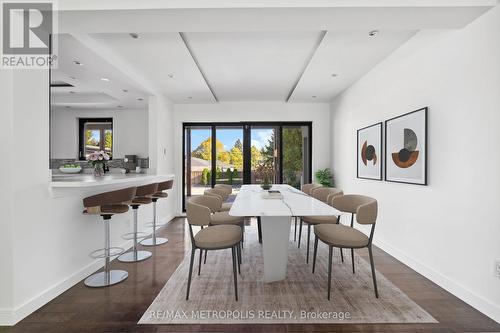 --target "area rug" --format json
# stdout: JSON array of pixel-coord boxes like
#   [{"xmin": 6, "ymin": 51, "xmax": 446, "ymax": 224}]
[{"xmin": 139, "ymin": 220, "xmax": 436, "ymax": 324}]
